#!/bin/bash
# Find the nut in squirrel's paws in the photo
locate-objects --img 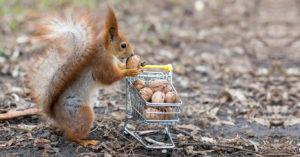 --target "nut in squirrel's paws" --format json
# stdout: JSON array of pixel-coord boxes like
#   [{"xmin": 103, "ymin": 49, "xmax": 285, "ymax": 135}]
[
  {"xmin": 126, "ymin": 54, "xmax": 142, "ymax": 69},
  {"xmin": 125, "ymin": 54, "xmax": 144, "ymax": 76}
]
